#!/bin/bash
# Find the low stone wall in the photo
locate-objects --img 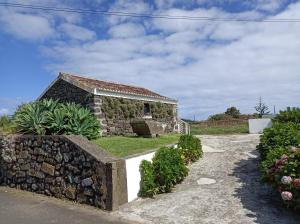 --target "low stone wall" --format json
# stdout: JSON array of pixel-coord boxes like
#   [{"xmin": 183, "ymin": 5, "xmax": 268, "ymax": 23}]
[{"xmin": 0, "ymin": 135, "xmax": 127, "ymax": 210}]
